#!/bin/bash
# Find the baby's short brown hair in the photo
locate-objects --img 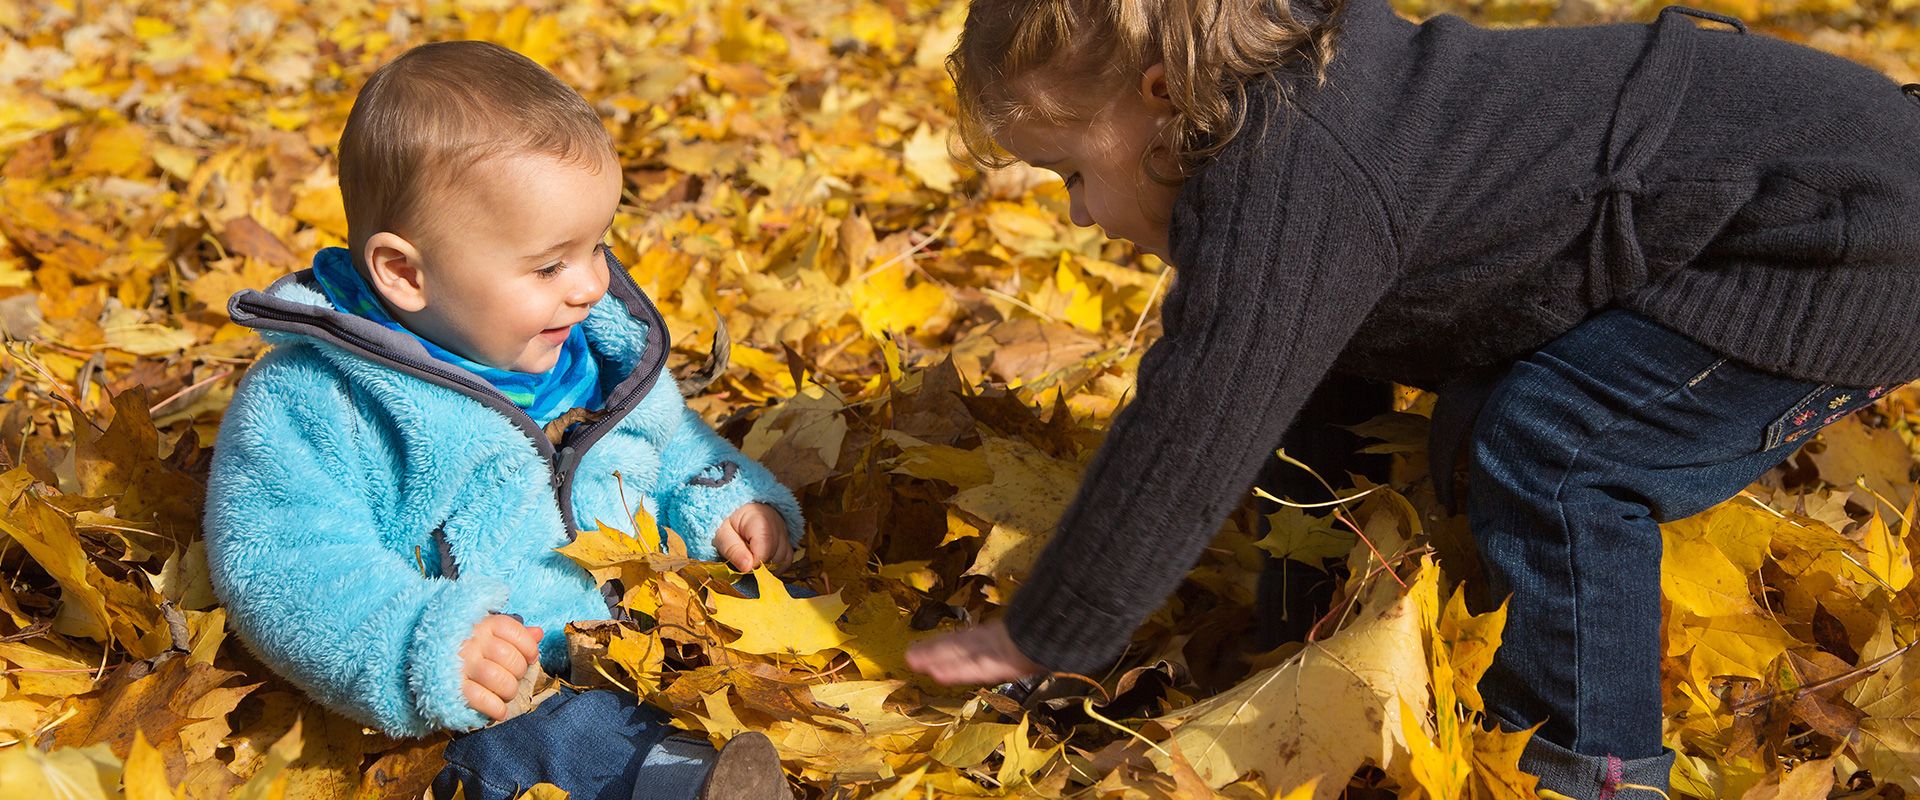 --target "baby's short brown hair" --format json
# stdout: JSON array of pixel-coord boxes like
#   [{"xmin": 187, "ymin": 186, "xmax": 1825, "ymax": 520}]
[{"xmin": 338, "ymin": 40, "xmax": 614, "ymax": 259}]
